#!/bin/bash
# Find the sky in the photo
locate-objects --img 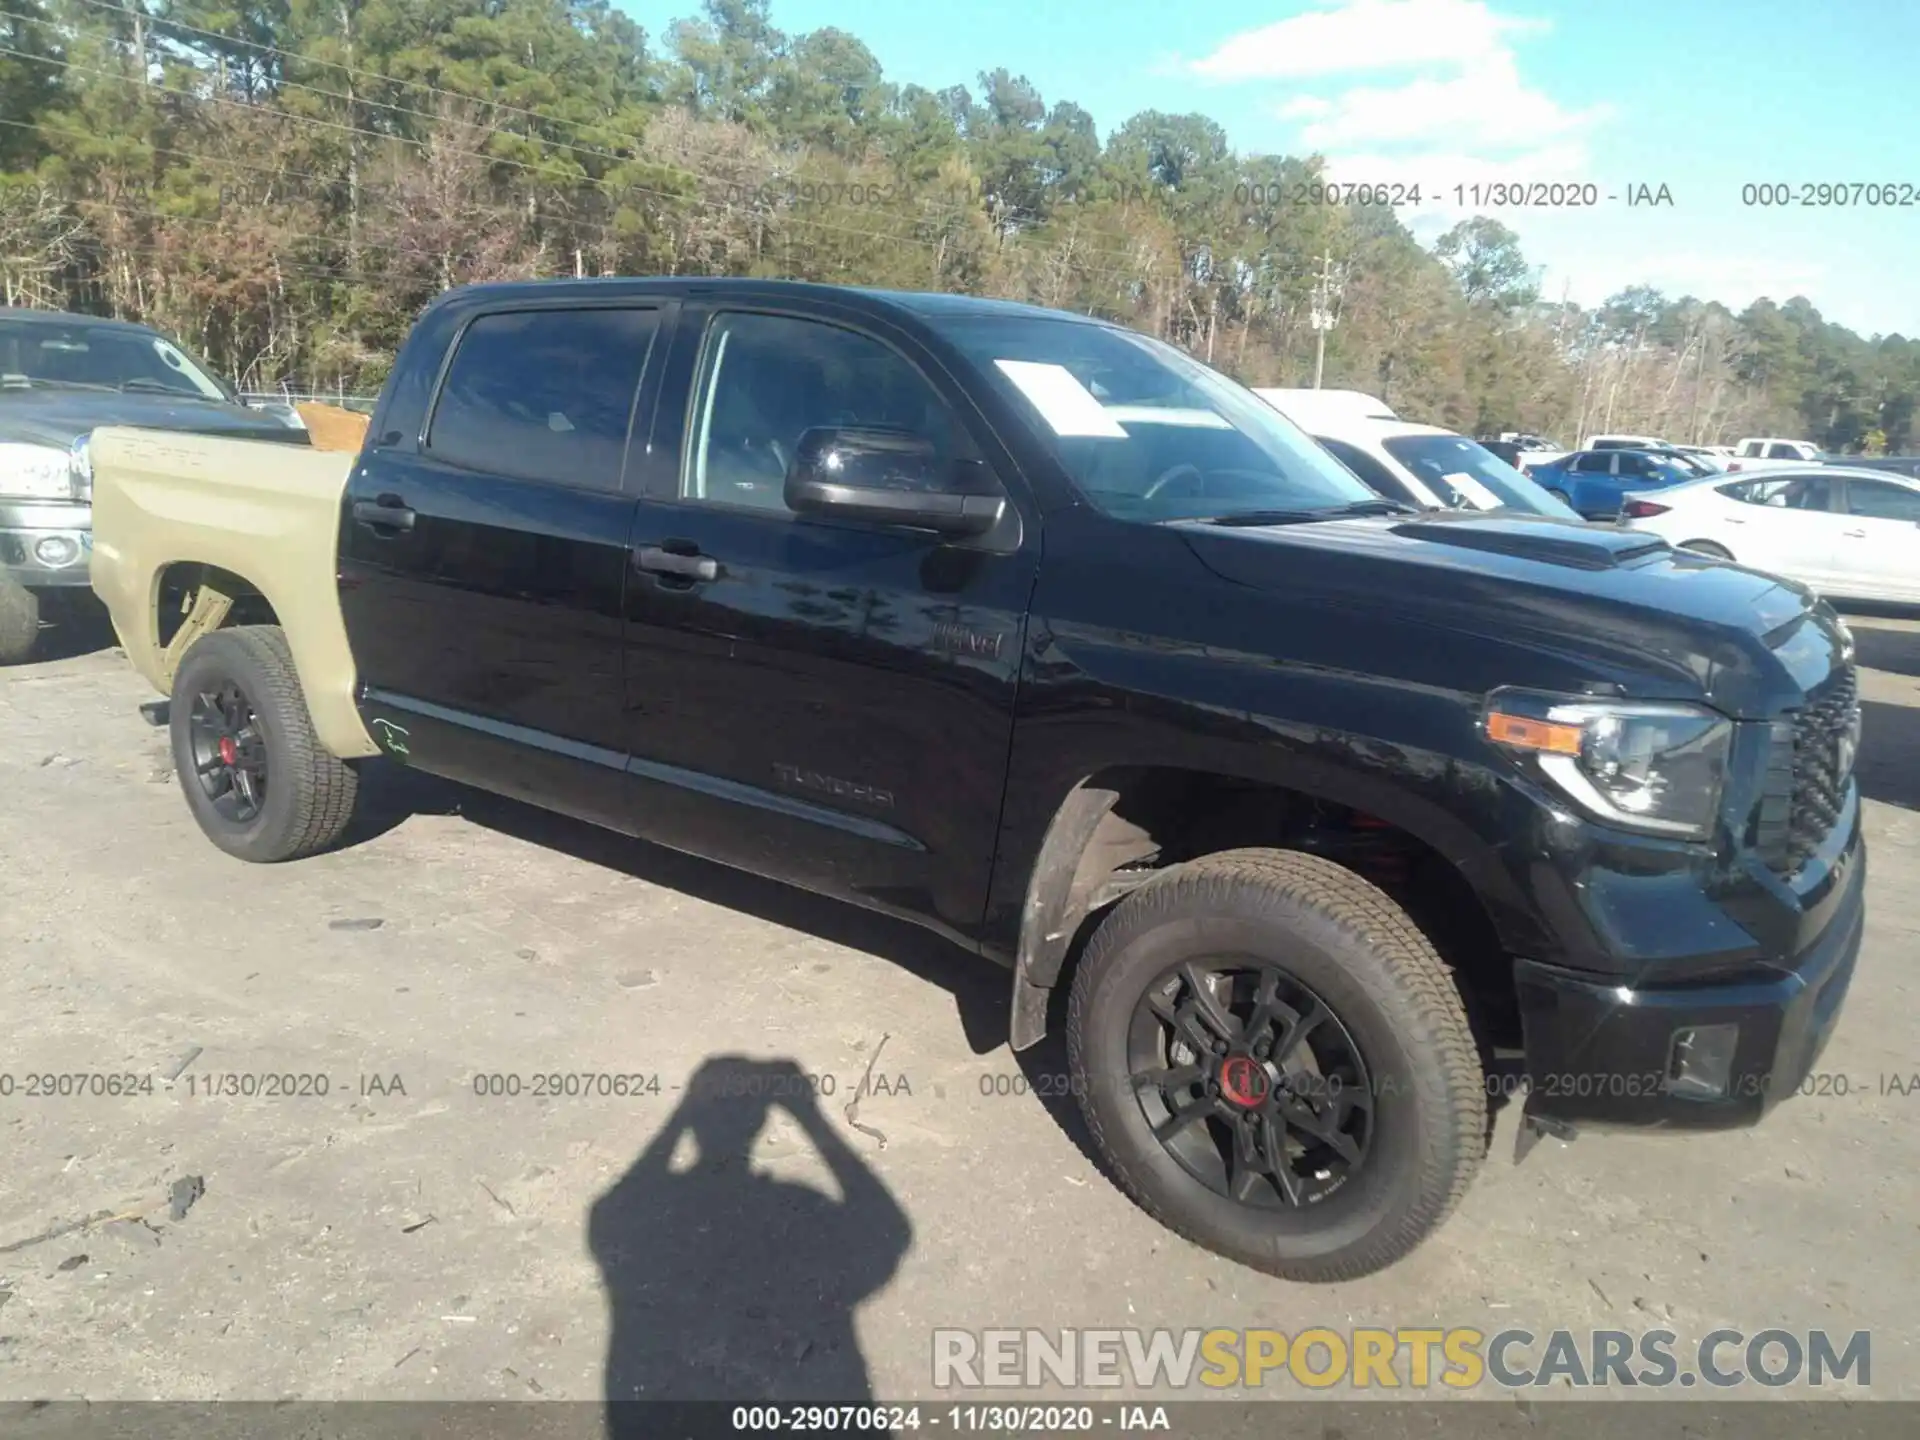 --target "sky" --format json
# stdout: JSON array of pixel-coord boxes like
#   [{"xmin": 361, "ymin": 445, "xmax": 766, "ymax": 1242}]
[{"xmin": 620, "ymin": 0, "xmax": 1920, "ymax": 337}]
